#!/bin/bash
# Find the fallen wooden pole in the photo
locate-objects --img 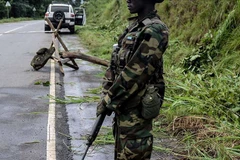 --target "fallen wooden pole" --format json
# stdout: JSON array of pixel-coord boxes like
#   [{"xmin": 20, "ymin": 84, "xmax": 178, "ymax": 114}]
[{"xmin": 60, "ymin": 50, "xmax": 109, "ymax": 67}]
